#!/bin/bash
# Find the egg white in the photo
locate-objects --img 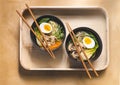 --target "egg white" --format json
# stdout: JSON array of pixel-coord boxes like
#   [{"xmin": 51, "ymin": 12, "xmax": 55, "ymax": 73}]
[
  {"xmin": 82, "ymin": 36, "xmax": 95, "ymax": 49},
  {"xmin": 39, "ymin": 22, "xmax": 52, "ymax": 34}
]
